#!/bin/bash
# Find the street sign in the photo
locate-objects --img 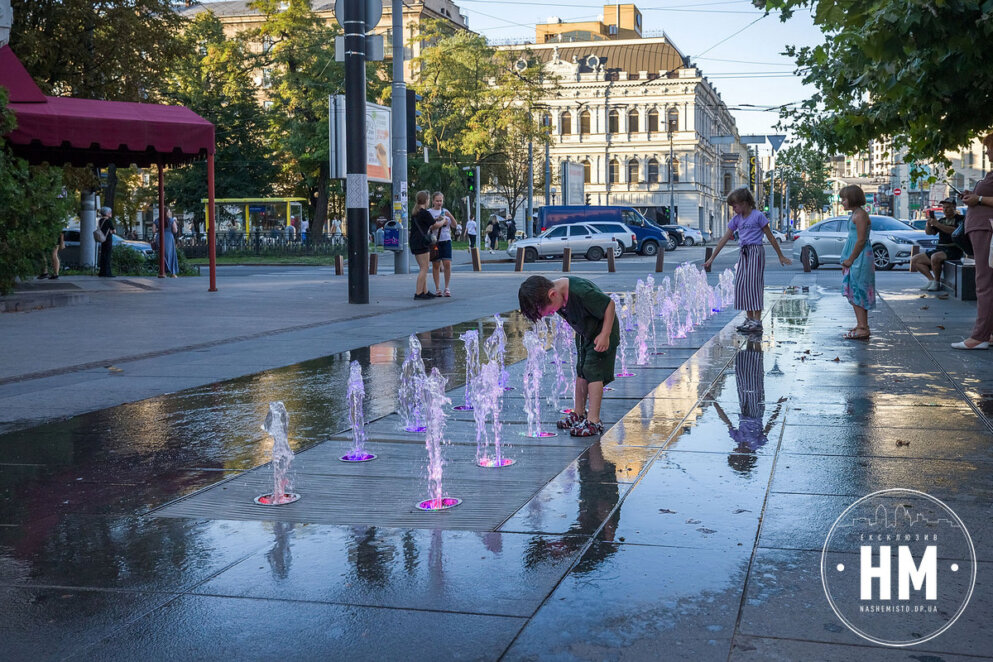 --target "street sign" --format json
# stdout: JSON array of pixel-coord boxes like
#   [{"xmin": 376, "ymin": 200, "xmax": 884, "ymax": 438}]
[
  {"xmin": 334, "ymin": 0, "xmax": 383, "ymax": 33},
  {"xmin": 767, "ymin": 134, "xmax": 786, "ymax": 152},
  {"xmin": 894, "ymin": 188, "xmax": 902, "ymax": 196}
]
